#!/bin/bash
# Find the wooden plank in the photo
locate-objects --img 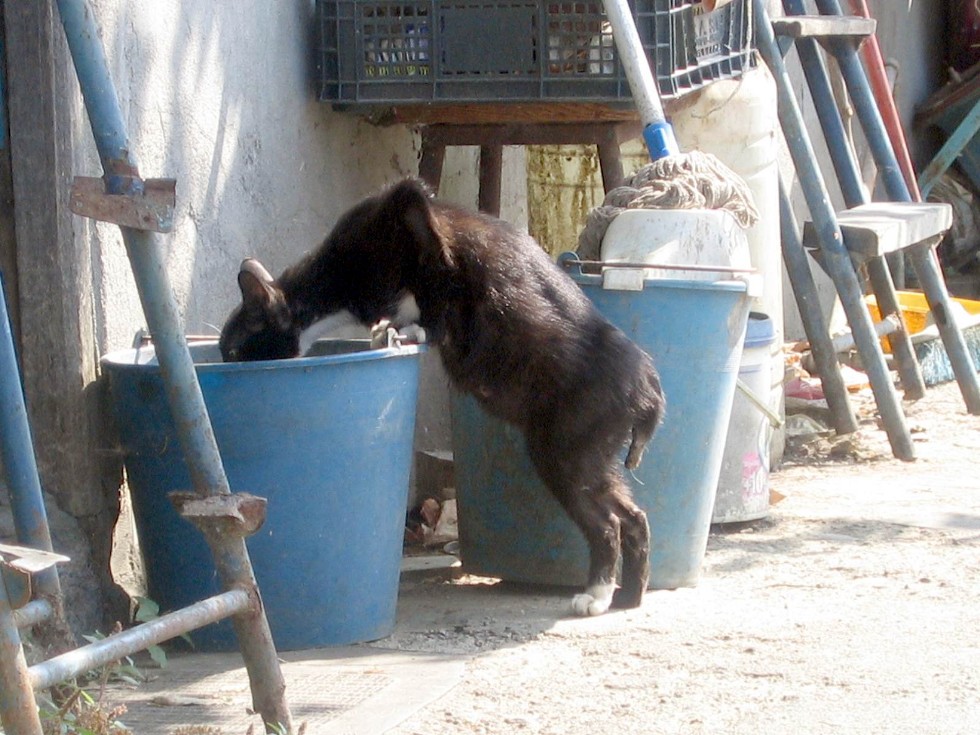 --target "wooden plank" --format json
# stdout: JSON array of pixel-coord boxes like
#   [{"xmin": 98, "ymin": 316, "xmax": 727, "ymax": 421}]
[
  {"xmin": 802, "ymin": 202, "xmax": 953, "ymax": 258},
  {"xmin": 377, "ymin": 102, "xmax": 644, "ymax": 126},
  {"xmin": 771, "ymin": 16, "xmax": 875, "ymax": 40},
  {"xmin": 70, "ymin": 176, "xmax": 176, "ymax": 233},
  {"xmin": 0, "ymin": 150, "xmax": 19, "ymax": 346},
  {"xmin": 3, "ymin": 3, "xmax": 104, "ymax": 521},
  {"xmin": 478, "ymin": 145, "xmax": 503, "ymax": 216},
  {"xmin": 420, "ymin": 121, "xmax": 643, "ymax": 148}
]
